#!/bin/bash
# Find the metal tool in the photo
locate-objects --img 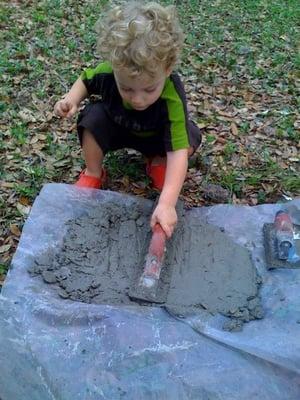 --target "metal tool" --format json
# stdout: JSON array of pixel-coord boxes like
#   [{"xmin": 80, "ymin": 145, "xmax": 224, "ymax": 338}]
[
  {"xmin": 274, "ymin": 210, "xmax": 295, "ymax": 260},
  {"xmin": 129, "ymin": 223, "xmax": 167, "ymax": 303},
  {"xmin": 139, "ymin": 224, "xmax": 166, "ymax": 288},
  {"xmin": 263, "ymin": 209, "xmax": 300, "ymax": 269}
]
